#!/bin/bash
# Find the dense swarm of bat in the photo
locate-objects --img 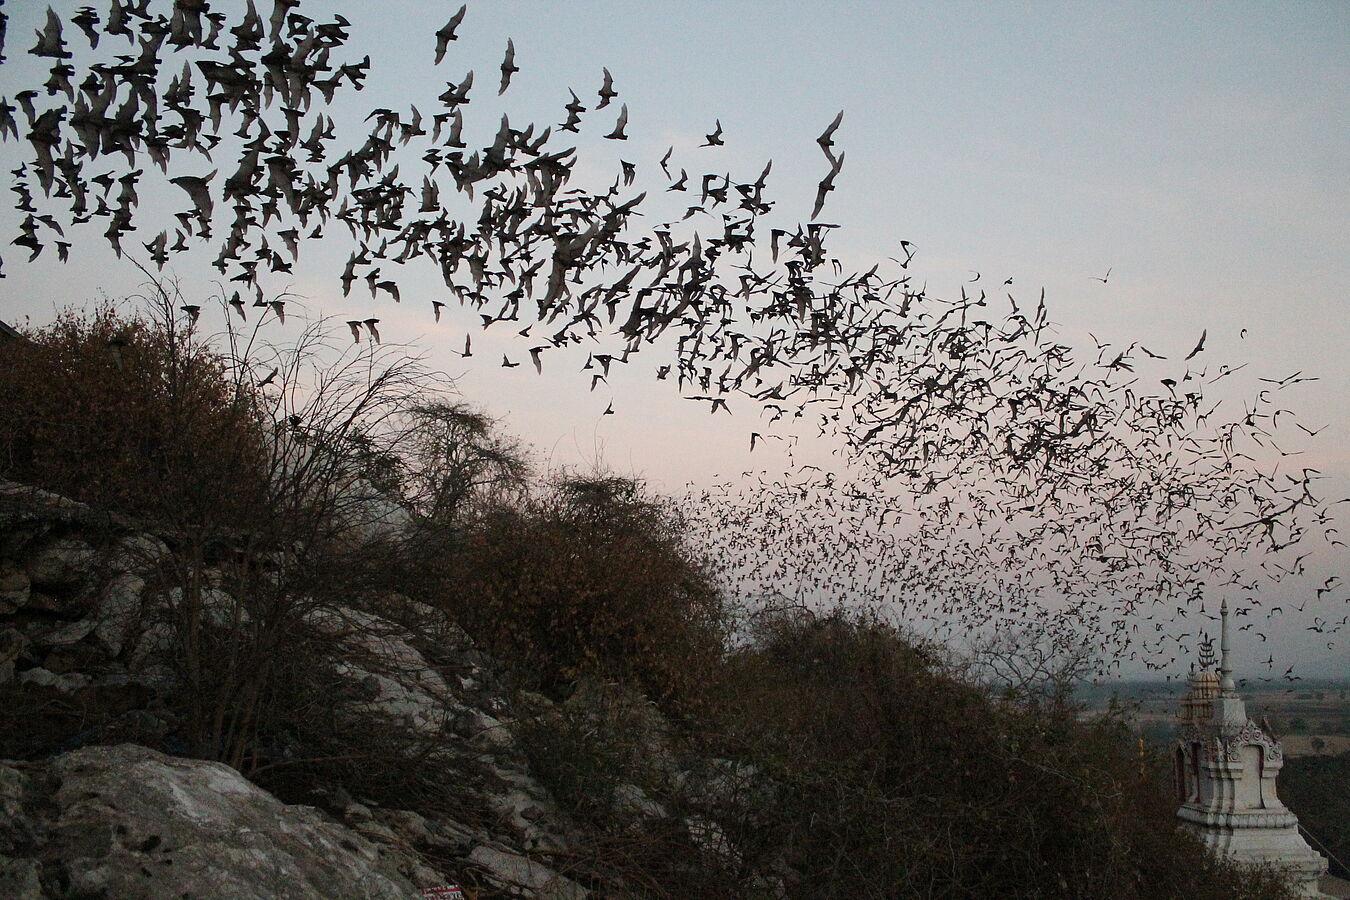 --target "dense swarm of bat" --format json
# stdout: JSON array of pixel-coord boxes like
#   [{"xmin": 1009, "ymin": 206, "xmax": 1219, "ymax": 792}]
[{"xmin": 0, "ymin": 0, "xmax": 1341, "ymax": 672}]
